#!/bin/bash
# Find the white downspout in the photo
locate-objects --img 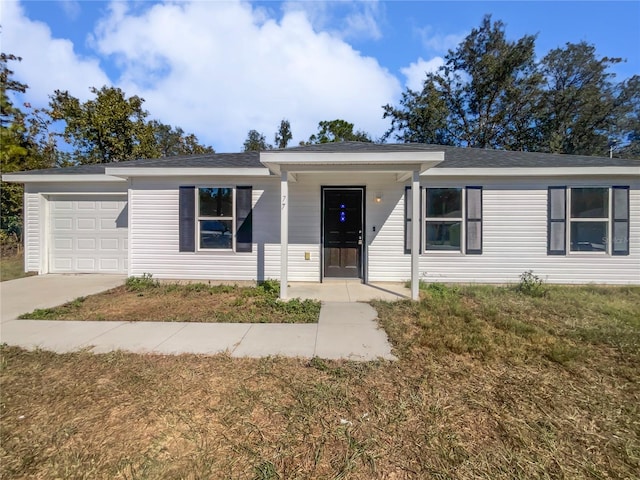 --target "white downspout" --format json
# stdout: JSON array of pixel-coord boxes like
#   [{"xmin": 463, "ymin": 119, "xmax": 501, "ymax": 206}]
[
  {"xmin": 280, "ymin": 170, "xmax": 289, "ymax": 300},
  {"xmin": 411, "ymin": 170, "xmax": 420, "ymax": 300}
]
